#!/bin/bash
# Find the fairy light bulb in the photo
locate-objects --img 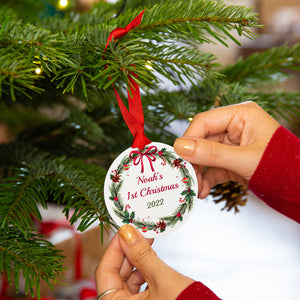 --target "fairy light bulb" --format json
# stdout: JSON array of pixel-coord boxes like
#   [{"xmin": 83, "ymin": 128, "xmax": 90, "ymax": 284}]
[
  {"xmin": 35, "ymin": 68, "xmax": 42, "ymax": 75},
  {"xmin": 145, "ymin": 61, "xmax": 153, "ymax": 70},
  {"xmin": 58, "ymin": 0, "xmax": 69, "ymax": 9}
]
